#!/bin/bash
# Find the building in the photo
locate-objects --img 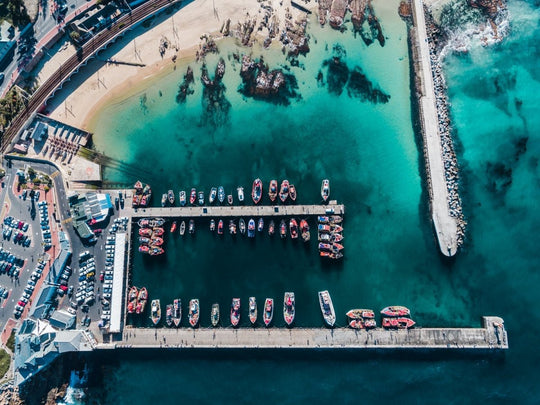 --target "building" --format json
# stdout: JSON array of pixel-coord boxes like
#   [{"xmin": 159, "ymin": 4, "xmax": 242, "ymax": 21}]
[
  {"xmin": 30, "ymin": 121, "xmax": 48, "ymax": 142},
  {"xmin": 69, "ymin": 192, "xmax": 113, "ymax": 240},
  {"xmin": 49, "ymin": 310, "xmax": 77, "ymax": 330}
]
